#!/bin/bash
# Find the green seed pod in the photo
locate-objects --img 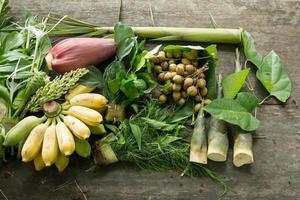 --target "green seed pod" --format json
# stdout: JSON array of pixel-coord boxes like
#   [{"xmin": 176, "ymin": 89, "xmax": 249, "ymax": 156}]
[
  {"xmin": 176, "ymin": 64, "xmax": 185, "ymax": 75},
  {"xmin": 181, "ymin": 58, "xmax": 191, "ymax": 65}
]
